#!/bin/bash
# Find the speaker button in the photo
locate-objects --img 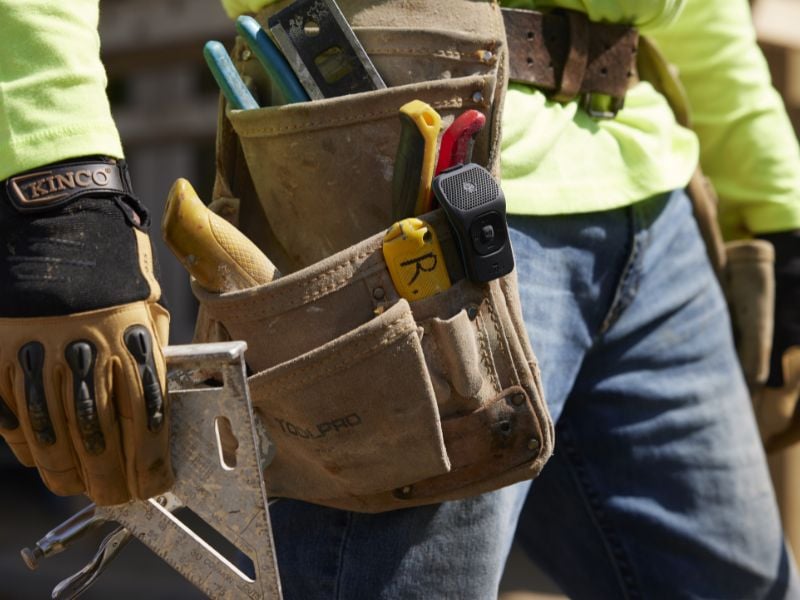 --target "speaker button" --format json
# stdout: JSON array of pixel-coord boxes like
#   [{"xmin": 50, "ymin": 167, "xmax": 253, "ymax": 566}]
[{"xmin": 470, "ymin": 212, "xmax": 505, "ymax": 255}]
